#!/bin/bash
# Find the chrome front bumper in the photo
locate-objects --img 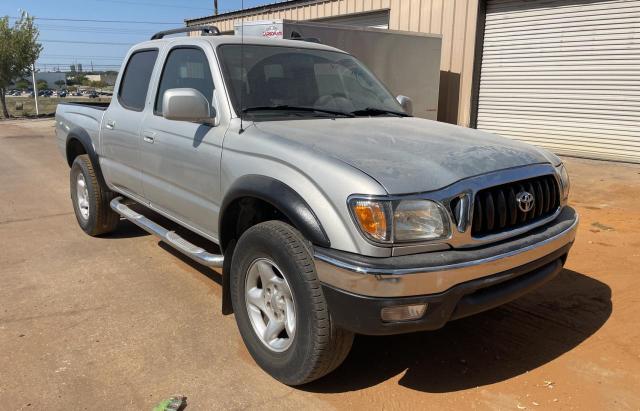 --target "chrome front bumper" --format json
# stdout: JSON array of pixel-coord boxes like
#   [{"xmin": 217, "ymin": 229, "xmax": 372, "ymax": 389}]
[{"xmin": 314, "ymin": 207, "xmax": 578, "ymax": 298}]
